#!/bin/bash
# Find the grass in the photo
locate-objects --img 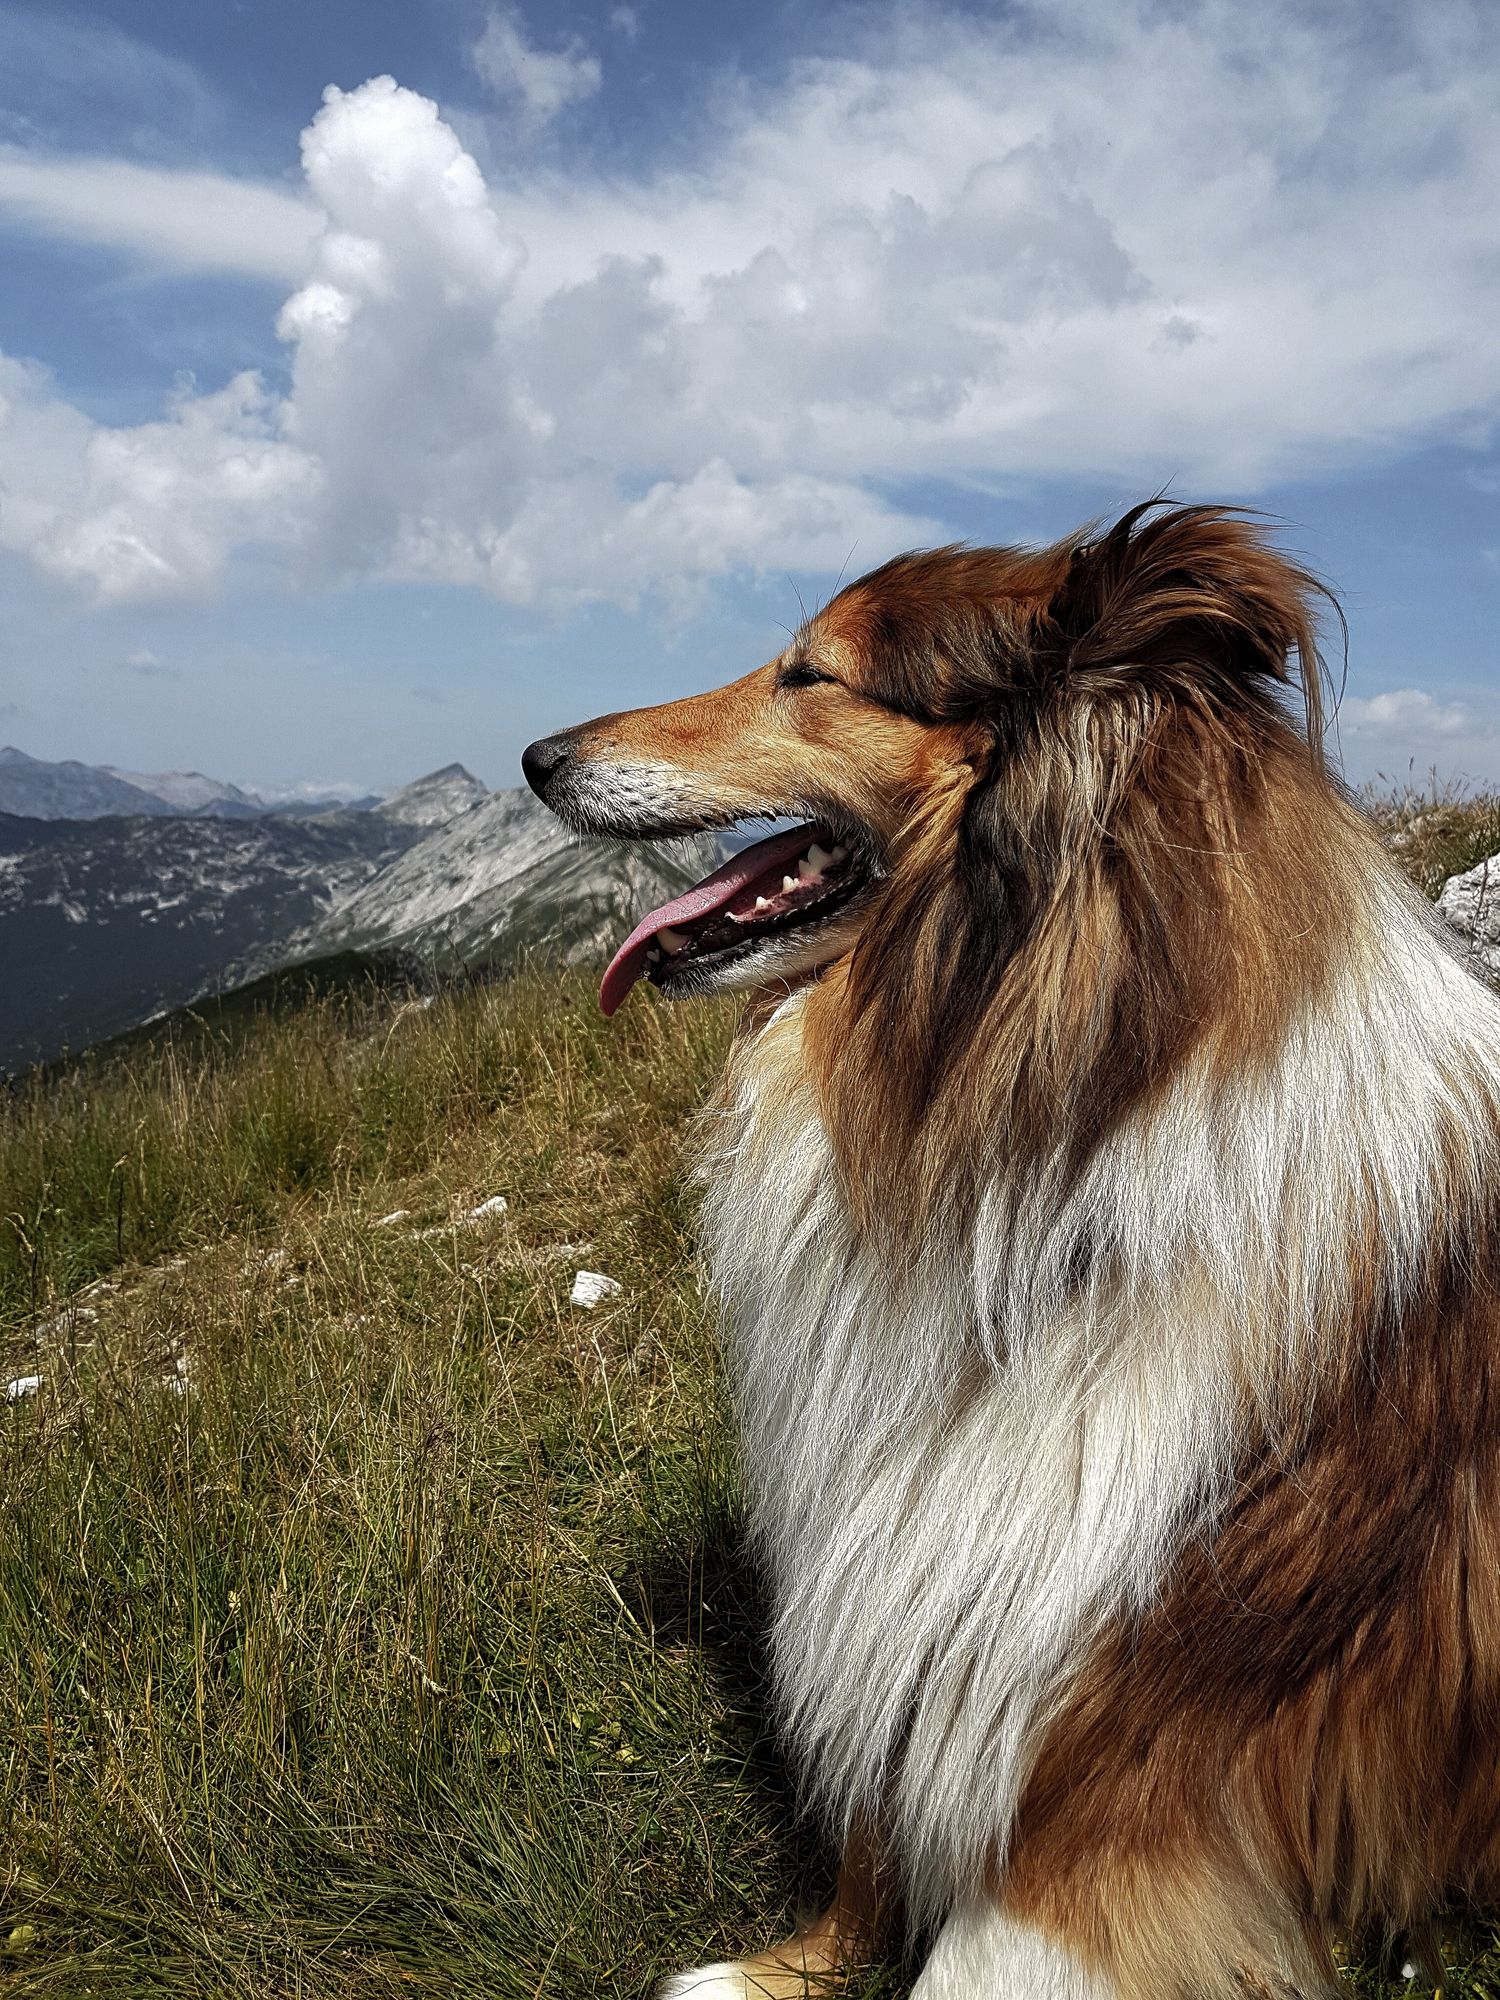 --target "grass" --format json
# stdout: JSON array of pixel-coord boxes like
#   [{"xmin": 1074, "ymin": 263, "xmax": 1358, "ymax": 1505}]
[
  {"xmin": 4, "ymin": 795, "xmax": 1500, "ymax": 1996},
  {"xmin": 1362, "ymin": 775, "xmax": 1500, "ymax": 903},
  {"xmin": 0, "ymin": 973, "xmax": 883, "ymax": 1996}
]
